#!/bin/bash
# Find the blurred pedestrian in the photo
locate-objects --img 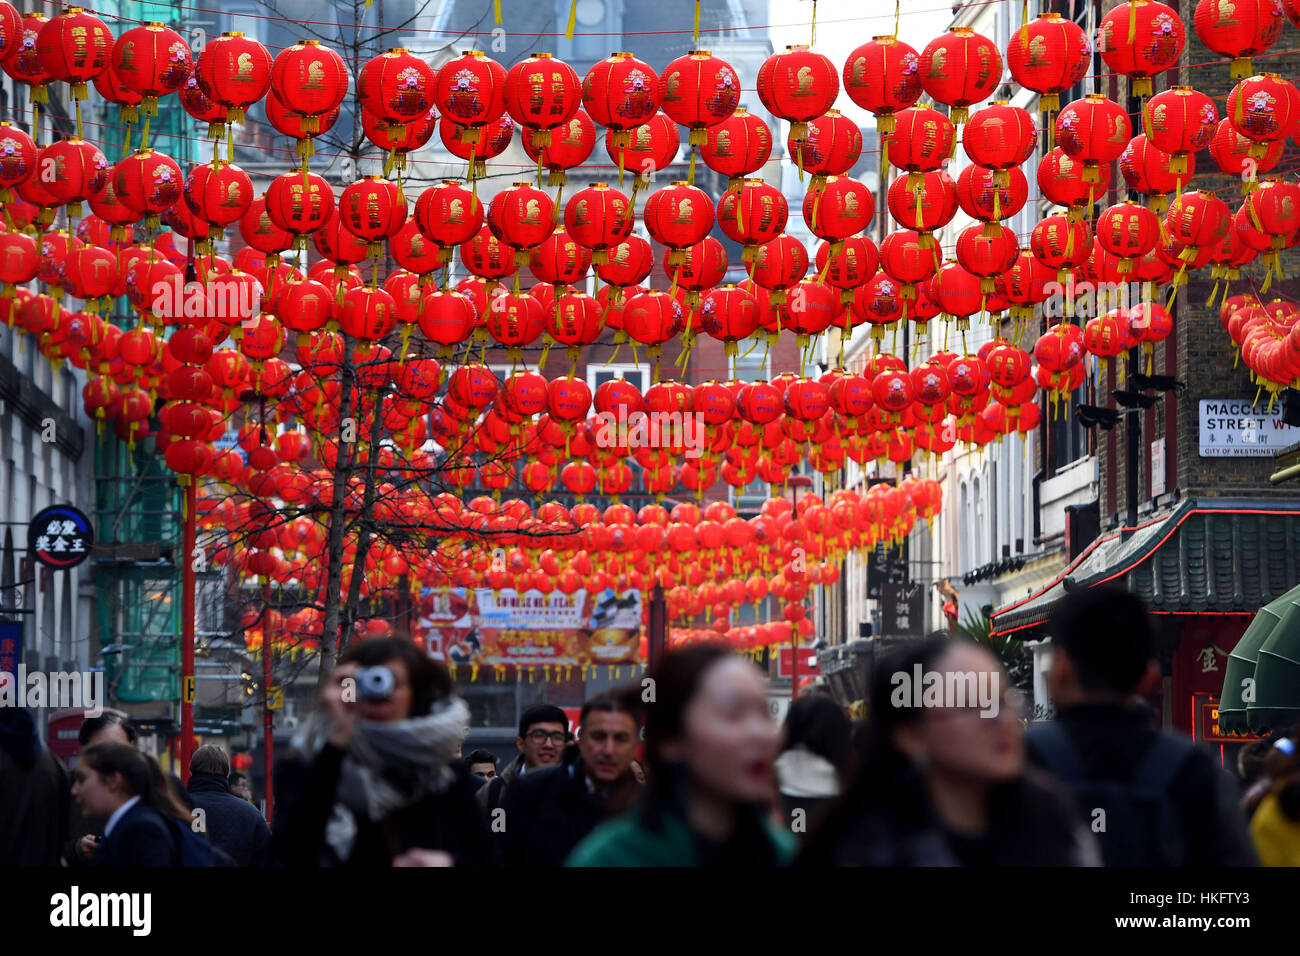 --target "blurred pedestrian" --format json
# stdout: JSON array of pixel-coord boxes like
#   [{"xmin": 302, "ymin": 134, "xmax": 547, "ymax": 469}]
[
  {"xmin": 1250, "ymin": 743, "xmax": 1300, "ymax": 866},
  {"xmin": 187, "ymin": 744, "xmax": 273, "ymax": 866},
  {"xmin": 504, "ymin": 688, "xmax": 643, "ymax": 867},
  {"xmin": 567, "ymin": 645, "xmax": 793, "ymax": 867},
  {"xmin": 73, "ymin": 742, "xmax": 212, "ymax": 866},
  {"xmin": 0, "ymin": 706, "xmax": 70, "ymax": 866},
  {"xmin": 65, "ymin": 709, "xmax": 138, "ymax": 865},
  {"xmin": 466, "ymin": 749, "xmax": 499, "ymax": 781},
  {"xmin": 476, "ymin": 704, "xmax": 568, "ymax": 817},
  {"xmin": 229, "ymin": 773, "xmax": 254, "ymax": 803},
  {"xmin": 273, "ymin": 636, "xmax": 489, "ymax": 867},
  {"xmin": 799, "ymin": 637, "xmax": 1099, "ymax": 866},
  {"xmin": 776, "ymin": 694, "xmax": 850, "ymax": 829},
  {"xmin": 1028, "ymin": 587, "xmax": 1256, "ymax": 866},
  {"xmin": 1240, "ymin": 734, "xmax": 1295, "ymax": 816}
]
